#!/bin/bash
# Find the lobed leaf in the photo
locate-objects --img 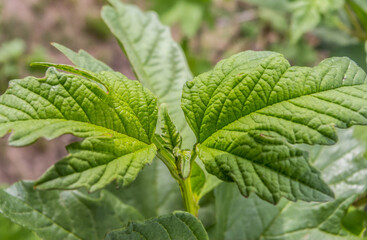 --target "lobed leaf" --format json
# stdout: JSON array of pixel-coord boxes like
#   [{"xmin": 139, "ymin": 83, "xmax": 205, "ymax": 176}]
[
  {"xmin": 36, "ymin": 136, "xmax": 156, "ymax": 192},
  {"xmin": 0, "ymin": 181, "xmax": 143, "ymax": 240},
  {"xmin": 105, "ymin": 211, "xmax": 209, "ymax": 240},
  {"xmin": 0, "ymin": 67, "xmax": 158, "ymax": 191},
  {"xmin": 101, "ymin": 0, "xmax": 195, "ymax": 148},
  {"xmin": 210, "ymin": 128, "xmax": 367, "ymax": 239},
  {"xmin": 182, "ymin": 50, "xmax": 367, "ymax": 203}
]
